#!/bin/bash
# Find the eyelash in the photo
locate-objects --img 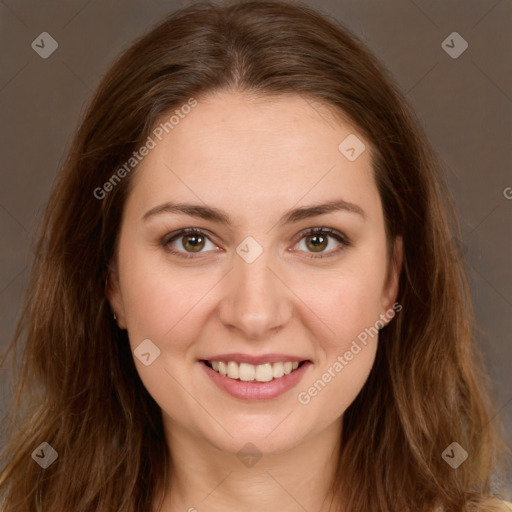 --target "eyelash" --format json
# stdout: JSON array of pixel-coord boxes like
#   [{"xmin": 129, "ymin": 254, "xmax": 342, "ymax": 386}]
[{"xmin": 160, "ymin": 227, "xmax": 351, "ymax": 260}]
